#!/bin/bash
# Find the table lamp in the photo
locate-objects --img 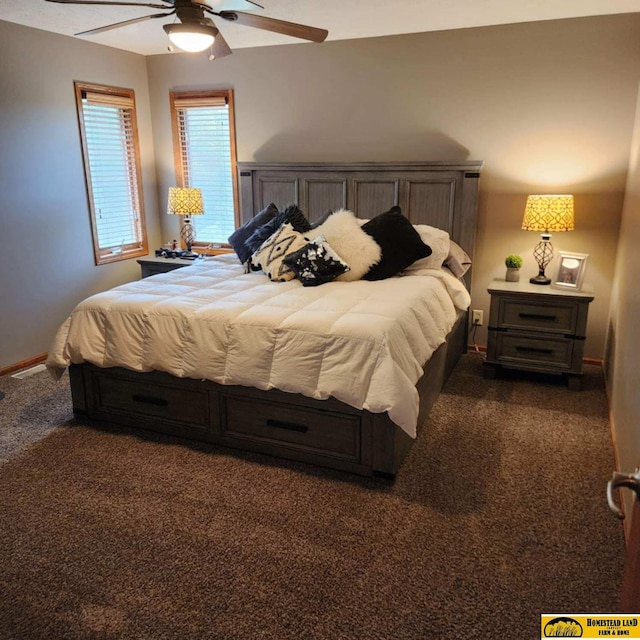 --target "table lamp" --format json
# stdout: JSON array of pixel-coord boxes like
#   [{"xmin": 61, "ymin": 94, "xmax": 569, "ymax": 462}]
[
  {"xmin": 167, "ymin": 187, "xmax": 204, "ymax": 258},
  {"xmin": 521, "ymin": 194, "xmax": 574, "ymax": 285}
]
